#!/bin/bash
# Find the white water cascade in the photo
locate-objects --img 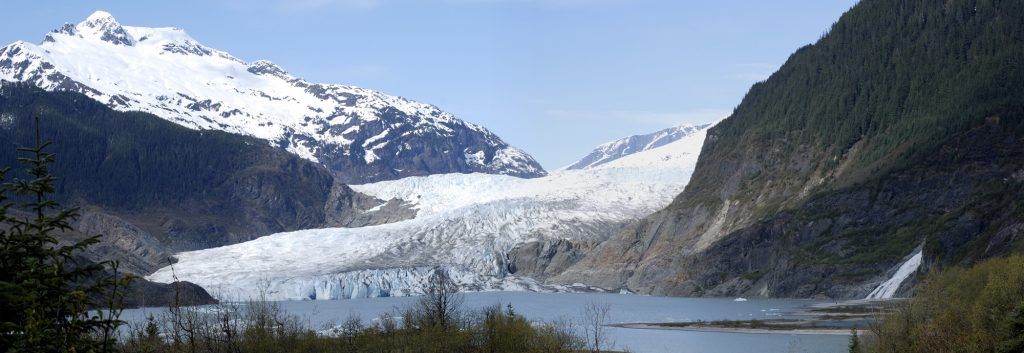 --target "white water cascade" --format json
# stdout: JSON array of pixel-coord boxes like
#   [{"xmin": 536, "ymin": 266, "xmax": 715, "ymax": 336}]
[{"xmin": 866, "ymin": 250, "xmax": 923, "ymax": 299}]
